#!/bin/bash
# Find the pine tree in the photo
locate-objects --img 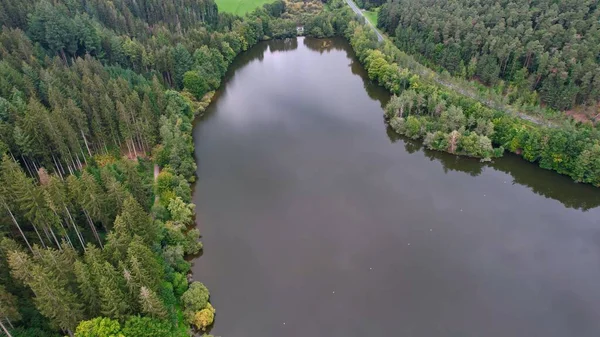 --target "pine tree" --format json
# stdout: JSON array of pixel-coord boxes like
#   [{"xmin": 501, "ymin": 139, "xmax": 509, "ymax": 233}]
[
  {"xmin": 139, "ymin": 287, "xmax": 167, "ymax": 319},
  {"xmin": 0, "ymin": 157, "xmax": 34, "ymax": 253},
  {"xmin": 103, "ymin": 217, "xmax": 132, "ymax": 265},
  {"xmin": 7, "ymin": 249, "xmax": 84, "ymax": 336},
  {"xmin": 126, "ymin": 237, "xmax": 164, "ymax": 293},
  {"xmin": 119, "ymin": 196, "xmax": 159, "ymax": 245},
  {"xmin": 0, "ymin": 285, "xmax": 21, "ymax": 329},
  {"xmin": 172, "ymin": 44, "xmax": 193, "ymax": 89},
  {"xmin": 98, "ymin": 261, "xmax": 131, "ymax": 321},
  {"xmin": 73, "ymin": 245, "xmax": 105, "ymax": 317}
]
